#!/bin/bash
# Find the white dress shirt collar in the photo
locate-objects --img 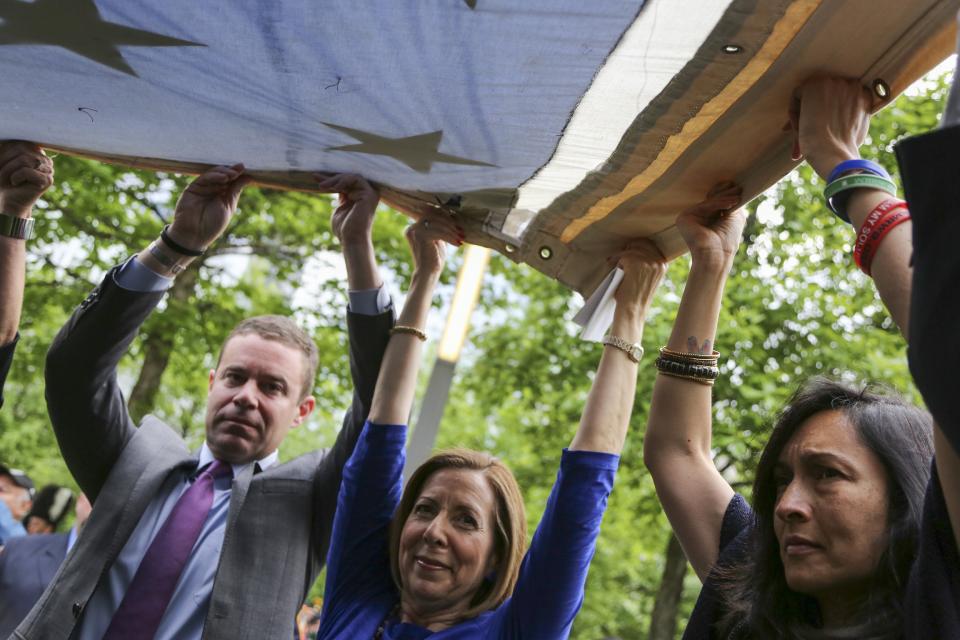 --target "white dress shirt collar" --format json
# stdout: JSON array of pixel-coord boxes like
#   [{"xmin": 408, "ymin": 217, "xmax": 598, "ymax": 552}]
[{"xmin": 198, "ymin": 441, "xmax": 279, "ymax": 476}]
